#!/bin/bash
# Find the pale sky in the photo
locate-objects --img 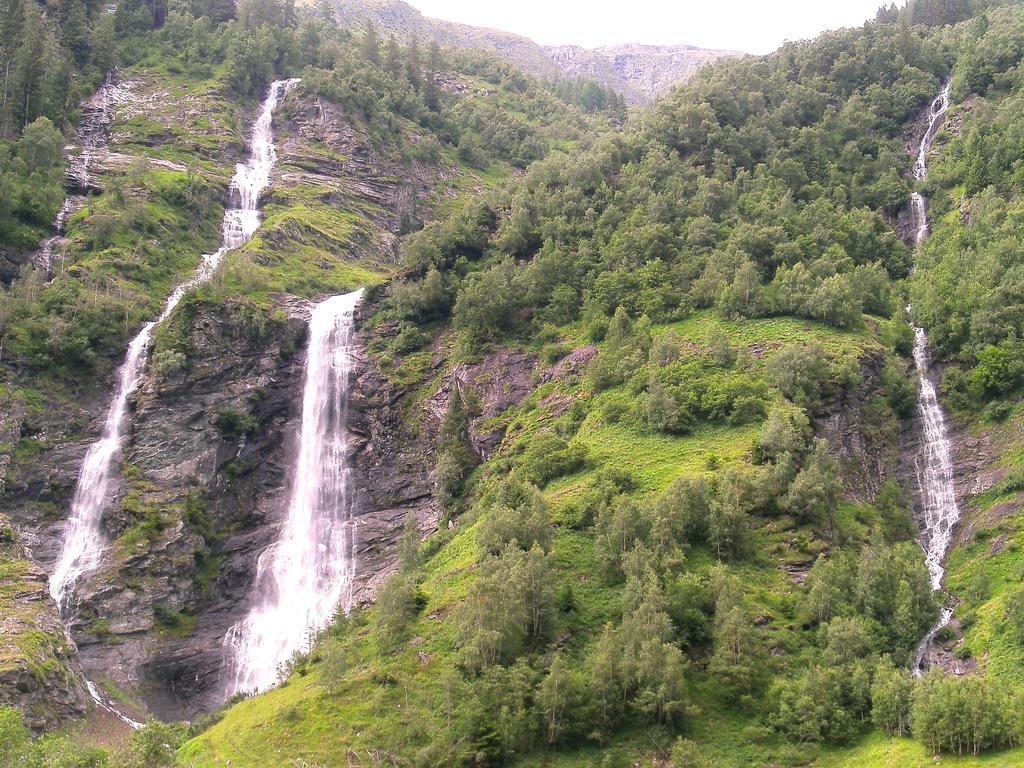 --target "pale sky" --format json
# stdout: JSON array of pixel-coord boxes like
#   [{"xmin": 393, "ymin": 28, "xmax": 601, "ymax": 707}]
[{"xmin": 407, "ymin": 0, "xmax": 894, "ymax": 55}]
